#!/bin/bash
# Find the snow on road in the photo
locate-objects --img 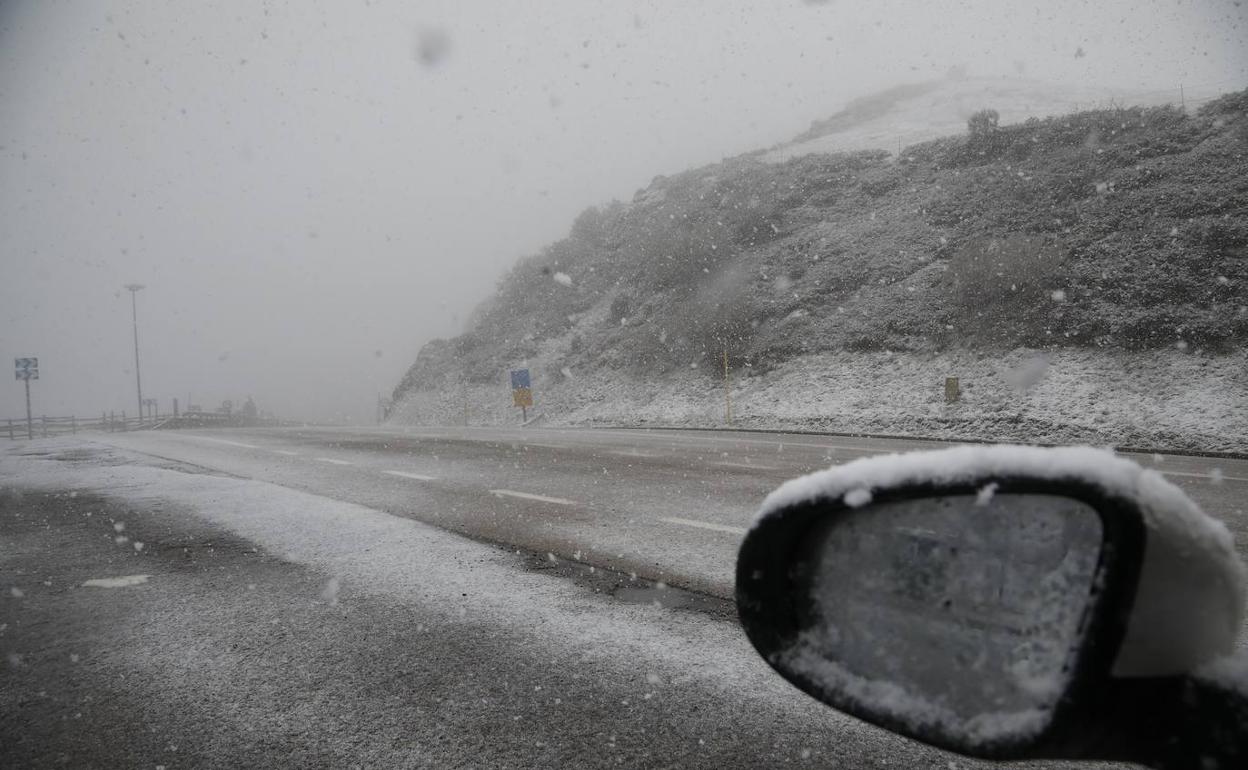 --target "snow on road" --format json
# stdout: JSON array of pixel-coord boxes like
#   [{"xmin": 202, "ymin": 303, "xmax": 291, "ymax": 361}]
[{"xmin": 0, "ymin": 440, "xmax": 822, "ymax": 715}]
